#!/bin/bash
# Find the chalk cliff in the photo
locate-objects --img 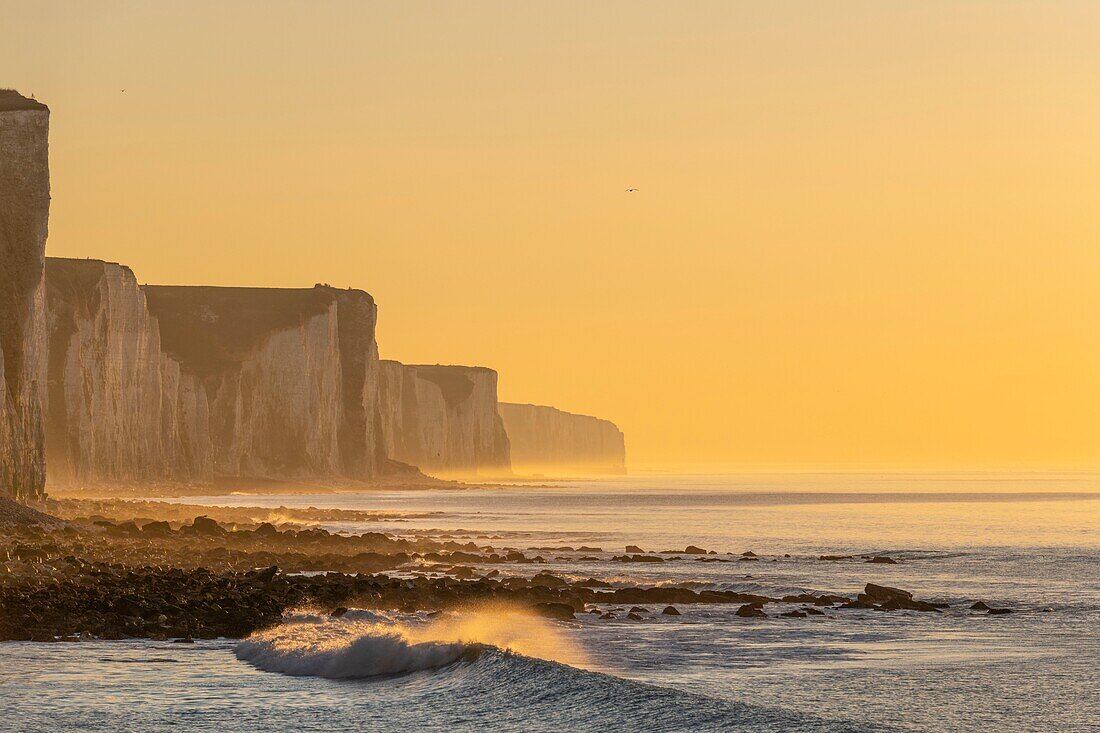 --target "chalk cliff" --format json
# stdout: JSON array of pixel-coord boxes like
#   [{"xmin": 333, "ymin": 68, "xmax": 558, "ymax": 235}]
[
  {"xmin": 44, "ymin": 259, "xmax": 212, "ymax": 486},
  {"xmin": 143, "ymin": 285, "xmax": 385, "ymax": 481},
  {"xmin": 498, "ymin": 403, "xmax": 626, "ymax": 474},
  {"xmin": 0, "ymin": 91, "xmax": 49, "ymax": 501},
  {"xmin": 378, "ymin": 361, "xmax": 511, "ymax": 475}
]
